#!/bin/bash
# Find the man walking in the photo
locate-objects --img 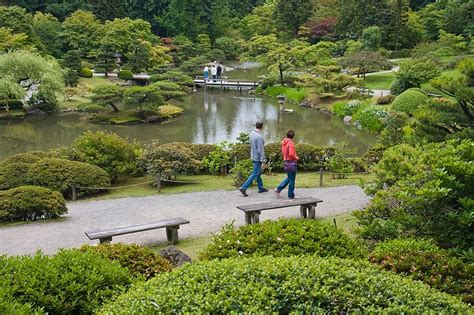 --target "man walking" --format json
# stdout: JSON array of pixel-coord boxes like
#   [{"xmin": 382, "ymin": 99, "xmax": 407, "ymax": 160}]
[{"xmin": 239, "ymin": 121, "xmax": 268, "ymax": 197}]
